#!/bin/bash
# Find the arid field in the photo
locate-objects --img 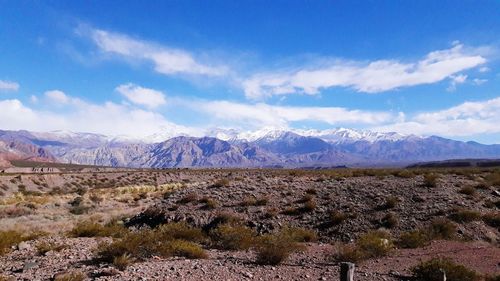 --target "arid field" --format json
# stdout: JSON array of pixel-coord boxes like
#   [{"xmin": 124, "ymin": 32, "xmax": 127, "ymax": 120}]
[{"xmin": 0, "ymin": 166, "xmax": 499, "ymax": 281}]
